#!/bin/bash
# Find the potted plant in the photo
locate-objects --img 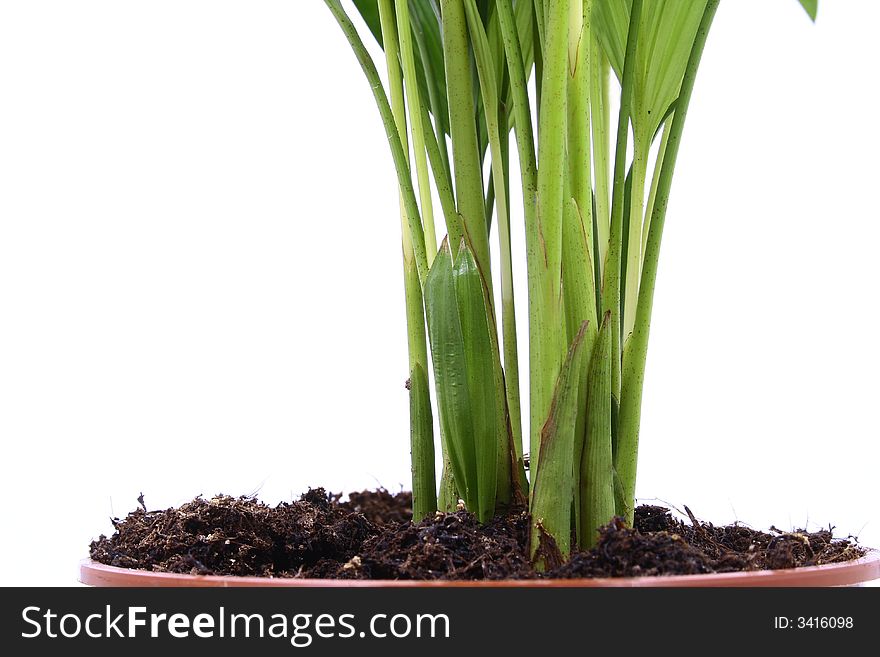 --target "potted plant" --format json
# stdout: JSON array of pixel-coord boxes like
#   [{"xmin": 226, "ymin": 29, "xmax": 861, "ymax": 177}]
[{"xmin": 83, "ymin": 0, "xmax": 879, "ymax": 587}]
